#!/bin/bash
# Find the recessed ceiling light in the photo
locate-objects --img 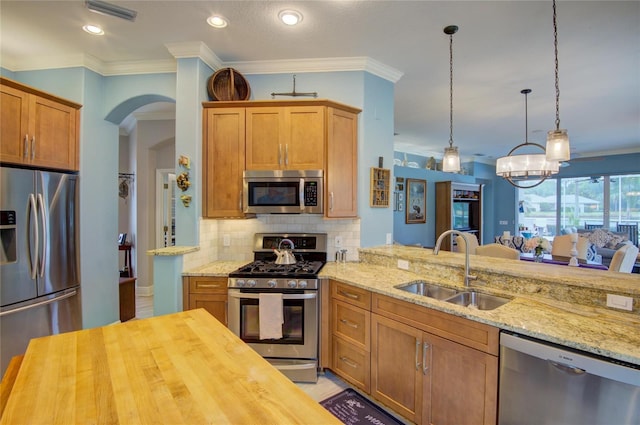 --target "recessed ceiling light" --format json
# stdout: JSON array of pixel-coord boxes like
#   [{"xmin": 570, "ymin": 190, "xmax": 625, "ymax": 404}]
[
  {"xmin": 207, "ymin": 15, "xmax": 228, "ymax": 28},
  {"xmin": 83, "ymin": 24, "xmax": 104, "ymax": 35},
  {"xmin": 279, "ymin": 10, "xmax": 302, "ymax": 26}
]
